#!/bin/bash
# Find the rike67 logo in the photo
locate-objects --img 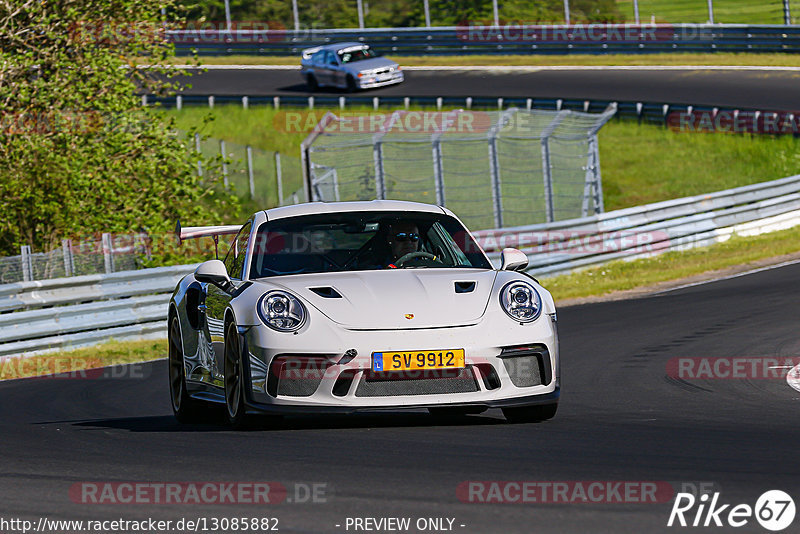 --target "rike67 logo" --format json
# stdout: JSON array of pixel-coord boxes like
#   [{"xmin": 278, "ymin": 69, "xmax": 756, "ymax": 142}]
[{"xmin": 668, "ymin": 490, "xmax": 795, "ymax": 531}]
